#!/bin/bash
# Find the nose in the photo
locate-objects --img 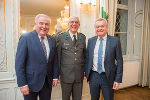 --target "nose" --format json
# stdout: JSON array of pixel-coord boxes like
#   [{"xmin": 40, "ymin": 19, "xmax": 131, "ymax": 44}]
[{"xmin": 42, "ymin": 24, "xmax": 46, "ymax": 28}]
